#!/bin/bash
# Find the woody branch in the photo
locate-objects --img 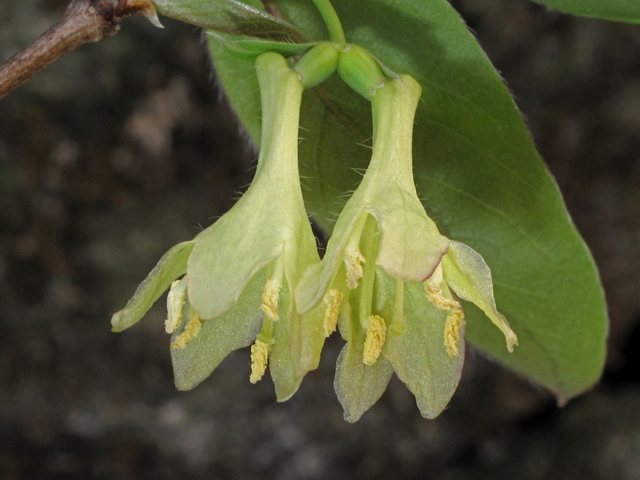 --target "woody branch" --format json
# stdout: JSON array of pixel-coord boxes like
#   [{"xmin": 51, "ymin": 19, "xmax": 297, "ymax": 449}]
[{"xmin": 0, "ymin": 0, "xmax": 154, "ymax": 100}]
